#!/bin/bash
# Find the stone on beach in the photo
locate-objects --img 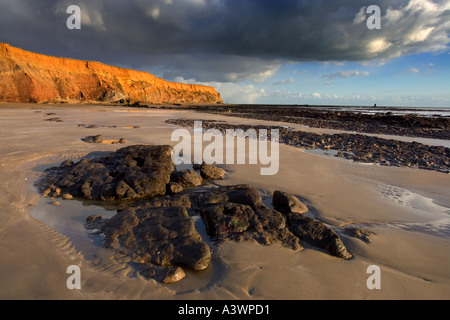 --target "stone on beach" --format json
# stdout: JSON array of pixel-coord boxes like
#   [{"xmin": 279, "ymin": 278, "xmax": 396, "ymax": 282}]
[
  {"xmin": 287, "ymin": 212, "xmax": 352, "ymax": 260},
  {"xmin": 171, "ymin": 169, "xmax": 203, "ymax": 188},
  {"xmin": 39, "ymin": 145, "xmax": 174, "ymax": 201},
  {"xmin": 343, "ymin": 227, "xmax": 375, "ymax": 244},
  {"xmin": 81, "ymin": 135, "xmax": 103, "ymax": 143},
  {"xmin": 272, "ymin": 190, "xmax": 308, "ymax": 214},
  {"xmin": 103, "ymin": 206, "xmax": 212, "ymax": 272},
  {"xmin": 62, "ymin": 193, "xmax": 73, "ymax": 200},
  {"xmin": 196, "ymin": 185, "xmax": 301, "ymax": 251},
  {"xmin": 38, "ymin": 144, "xmax": 356, "ymax": 285},
  {"xmin": 195, "ymin": 163, "xmax": 226, "ymax": 180},
  {"xmin": 167, "ymin": 182, "xmax": 184, "ymax": 195}
]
